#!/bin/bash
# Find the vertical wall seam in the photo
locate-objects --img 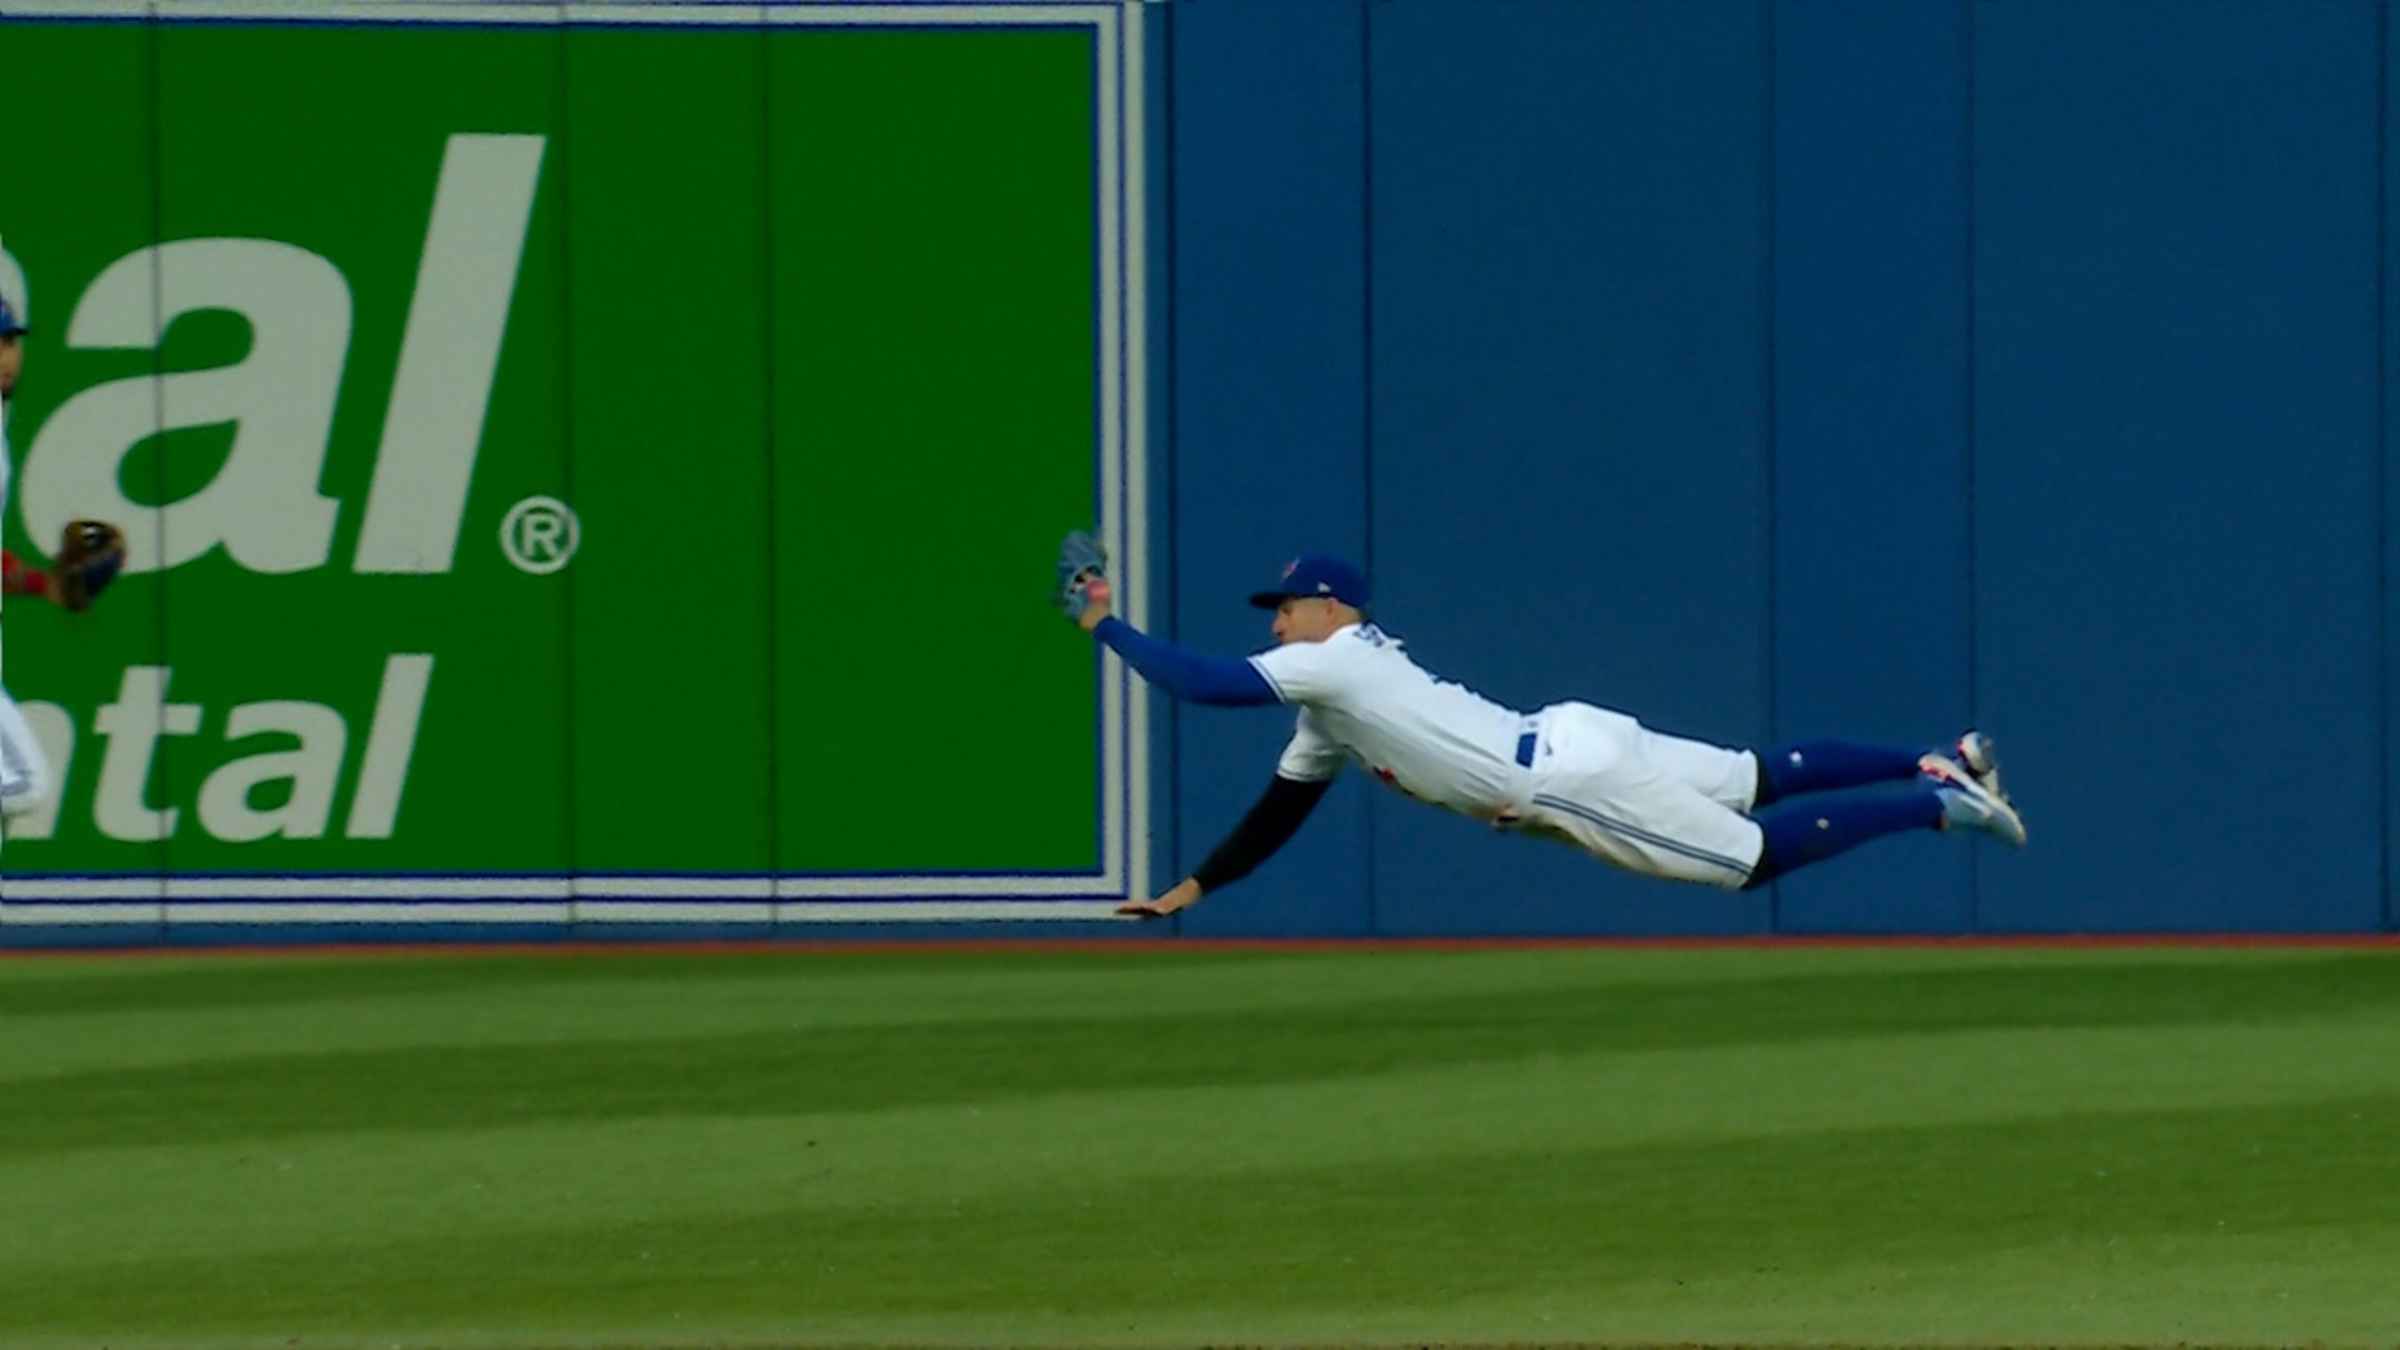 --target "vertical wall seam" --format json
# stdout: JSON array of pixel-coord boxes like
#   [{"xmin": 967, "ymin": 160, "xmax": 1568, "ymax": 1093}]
[
  {"xmin": 145, "ymin": 2, "xmax": 169, "ymax": 927},
  {"xmin": 1360, "ymin": 0, "xmax": 1379, "ymax": 936},
  {"xmin": 1762, "ymin": 0, "xmax": 1780, "ymax": 933},
  {"xmin": 1162, "ymin": 2, "xmax": 1181, "ymax": 905},
  {"xmin": 2378, "ymin": 0, "xmax": 2391, "ymax": 931},
  {"xmin": 554, "ymin": 6, "xmax": 580, "ymax": 922},
  {"xmin": 758, "ymin": 9, "xmax": 782, "ymax": 918},
  {"xmin": 1963, "ymin": 0, "xmax": 1983, "ymax": 933}
]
